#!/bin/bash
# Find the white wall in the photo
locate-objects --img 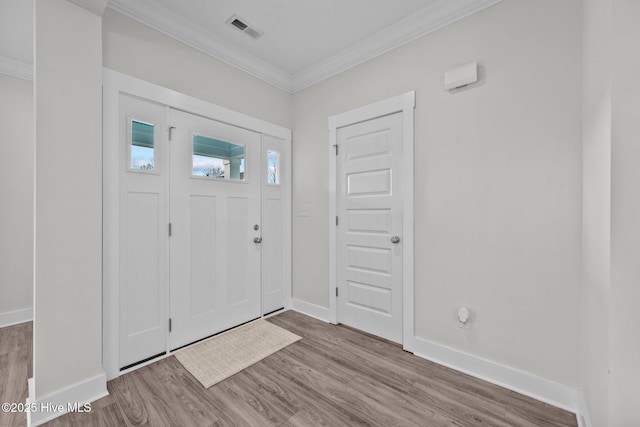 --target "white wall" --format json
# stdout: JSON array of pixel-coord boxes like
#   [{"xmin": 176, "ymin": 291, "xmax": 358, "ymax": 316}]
[
  {"xmin": 581, "ymin": 0, "xmax": 612, "ymax": 424},
  {"xmin": 102, "ymin": 9, "xmax": 292, "ymax": 129},
  {"xmin": 16, "ymin": 0, "xmax": 640, "ymax": 422},
  {"xmin": 292, "ymin": 0, "xmax": 582, "ymax": 387},
  {"xmin": 0, "ymin": 73, "xmax": 33, "ymax": 322},
  {"xmin": 581, "ymin": 0, "xmax": 640, "ymax": 424},
  {"xmin": 34, "ymin": 0, "xmax": 104, "ymax": 398},
  {"xmin": 610, "ymin": 0, "xmax": 640, "ymax": 424}
]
